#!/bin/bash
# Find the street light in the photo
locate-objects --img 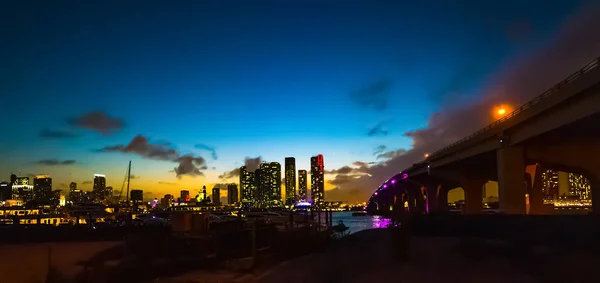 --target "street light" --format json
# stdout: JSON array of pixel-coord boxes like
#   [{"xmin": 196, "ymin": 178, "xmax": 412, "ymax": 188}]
[
  {"xmin": 424, "ymin": 153, "xmax": 430, "ymax": 158},
  {"xmin": 497, "ymin": 108, "xmax": 506, "ymax": 115}
]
